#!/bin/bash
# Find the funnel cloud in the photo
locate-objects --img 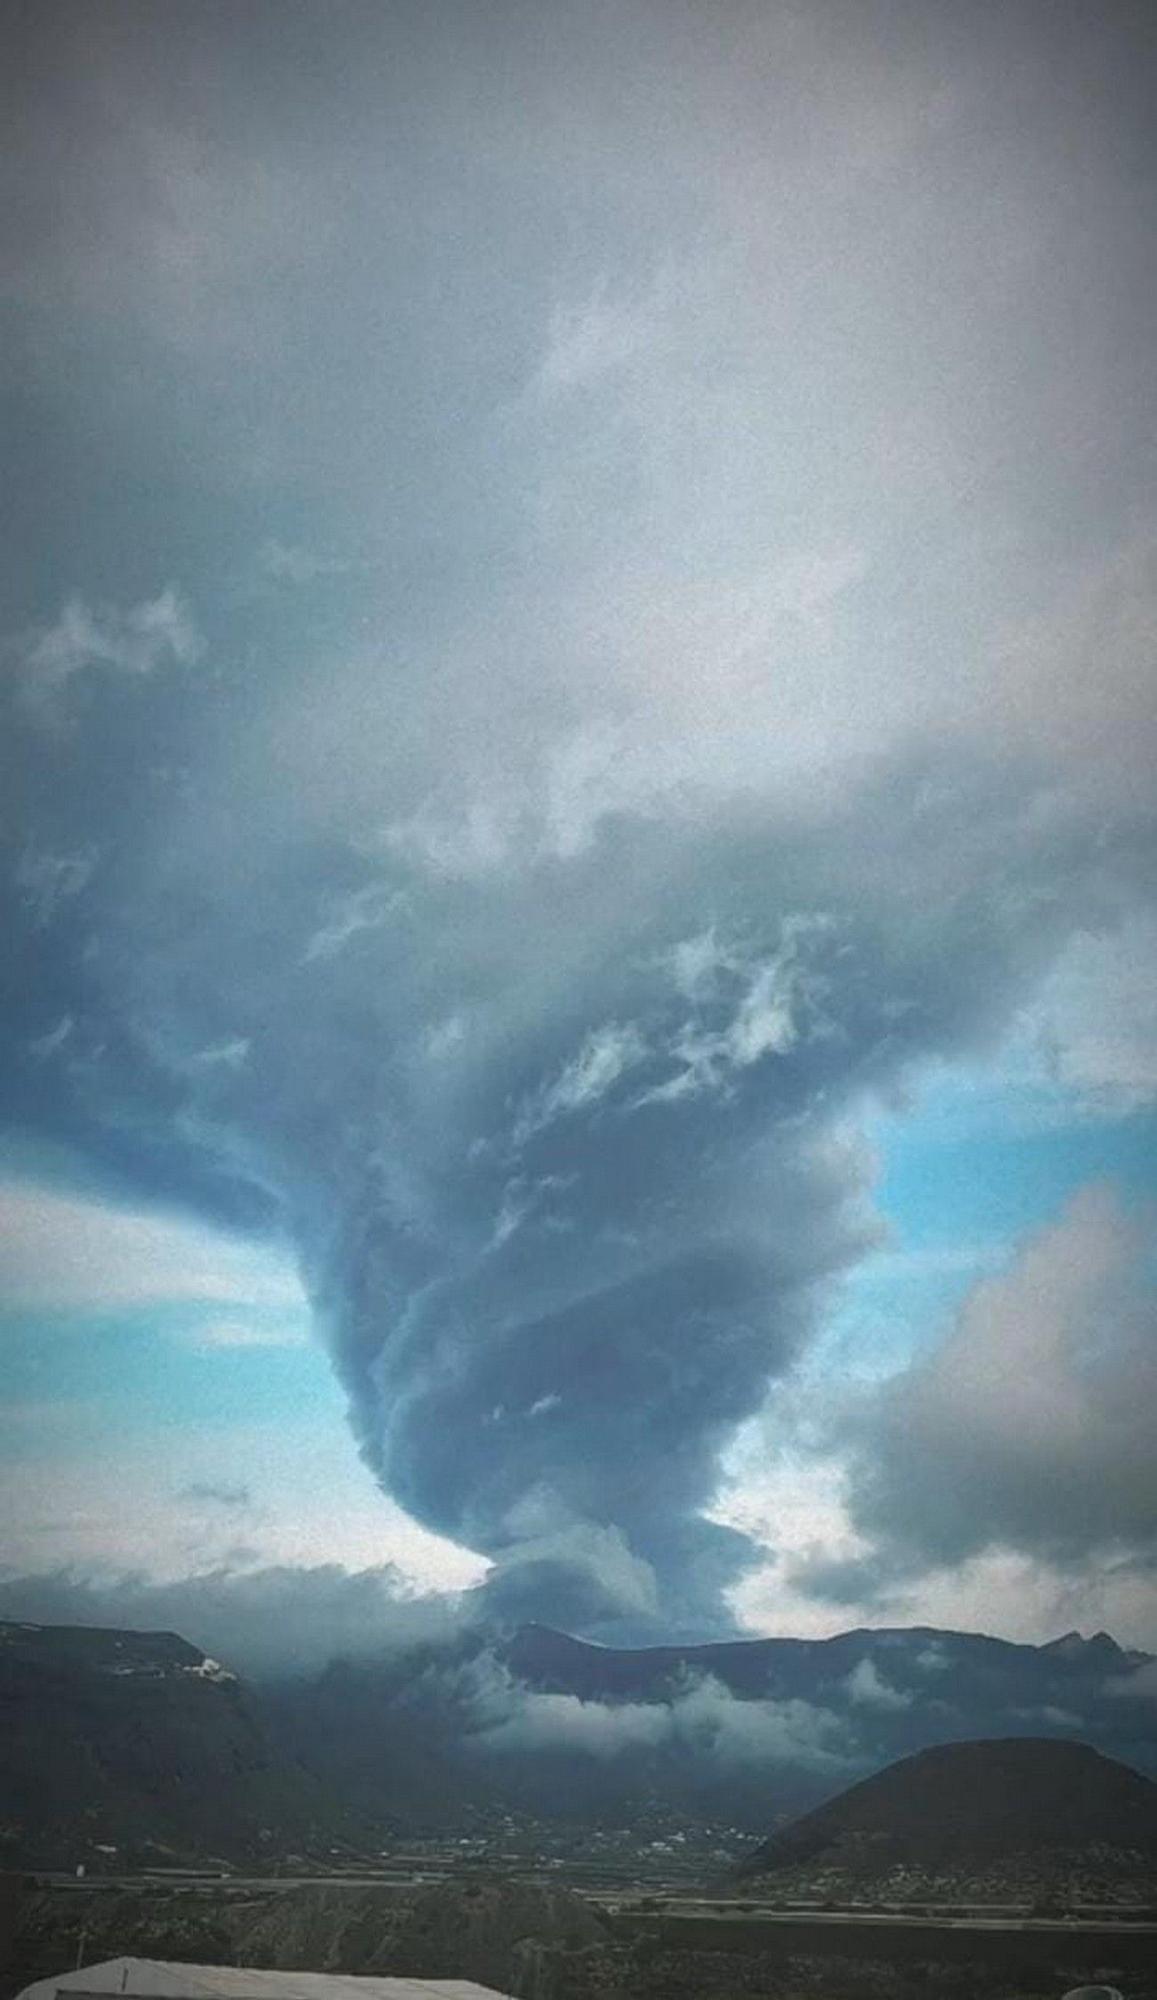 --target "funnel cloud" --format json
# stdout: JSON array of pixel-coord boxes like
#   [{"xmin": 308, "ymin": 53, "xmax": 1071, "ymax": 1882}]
[{"xmin": 3, "ymin": 0, "xmax": 1156, "ymax": 1648}]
